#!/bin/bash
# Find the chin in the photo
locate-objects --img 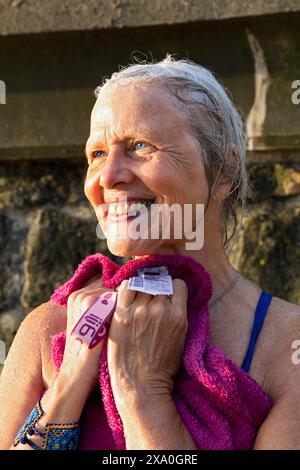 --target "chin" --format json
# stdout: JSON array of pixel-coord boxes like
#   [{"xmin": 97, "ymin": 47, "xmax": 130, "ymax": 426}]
[{"xmin": 106, "ymin": 238, "xmax": 164, "ymax": 258}]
